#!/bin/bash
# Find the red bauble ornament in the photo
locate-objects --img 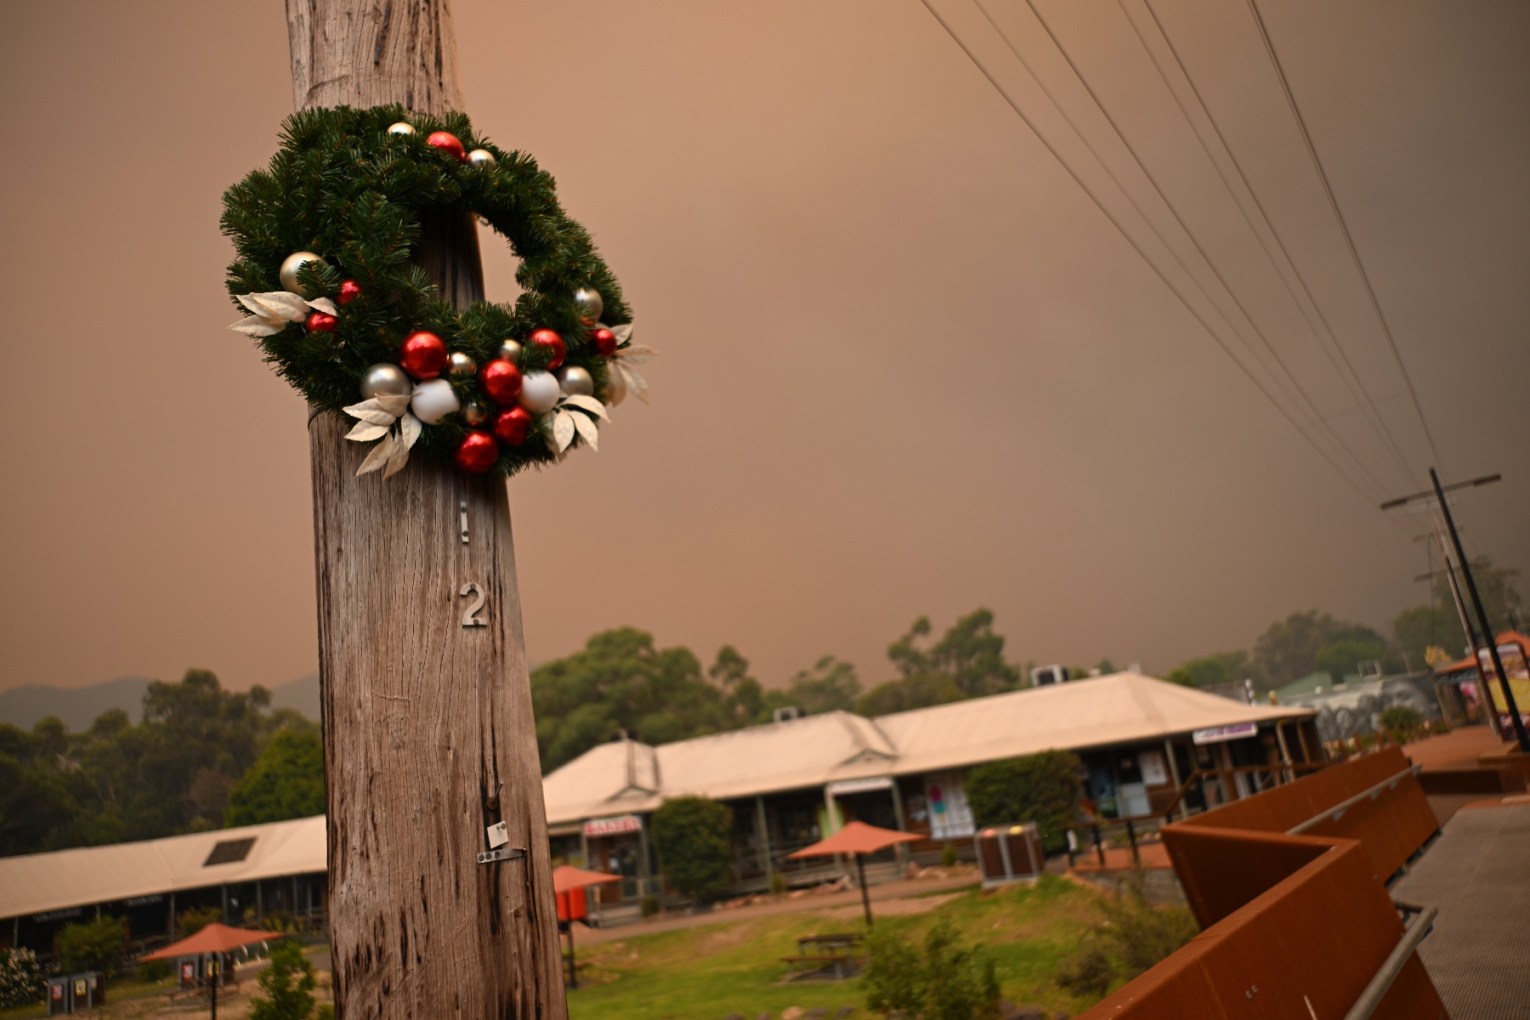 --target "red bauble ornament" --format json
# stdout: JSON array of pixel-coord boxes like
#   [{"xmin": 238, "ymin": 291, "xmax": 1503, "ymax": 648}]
[
  {"xmin": 529, "ymin": 328, "xmax": 566, "ymax": 370},
  {"xmin": 590, "ymin": 327, "xmax": 618, "ymax": 357},
  {"xmin": 399, "ymin": 331, "xmax": 448, "ymax": 379},
  {"xmin": 479, "ymin": 358, "xmax": 524, "ymax": 405},
  {"xmin": 337, "ymin": 279, "xmax": 362, "ymax": 305},
  {"xmin": 305, "ymin": 311, "xmax": 338, "ymax": 333},
  {"xmin": 455, "ymin": 431, "xmax": 500, "ymax": 473},
  {"xmin": 426, "ymin": 131, "xmax": 468, "ymax": 162},
  {"xmin": 492, "ymin": 406, "xmax": 534, "ymax": 447}
]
